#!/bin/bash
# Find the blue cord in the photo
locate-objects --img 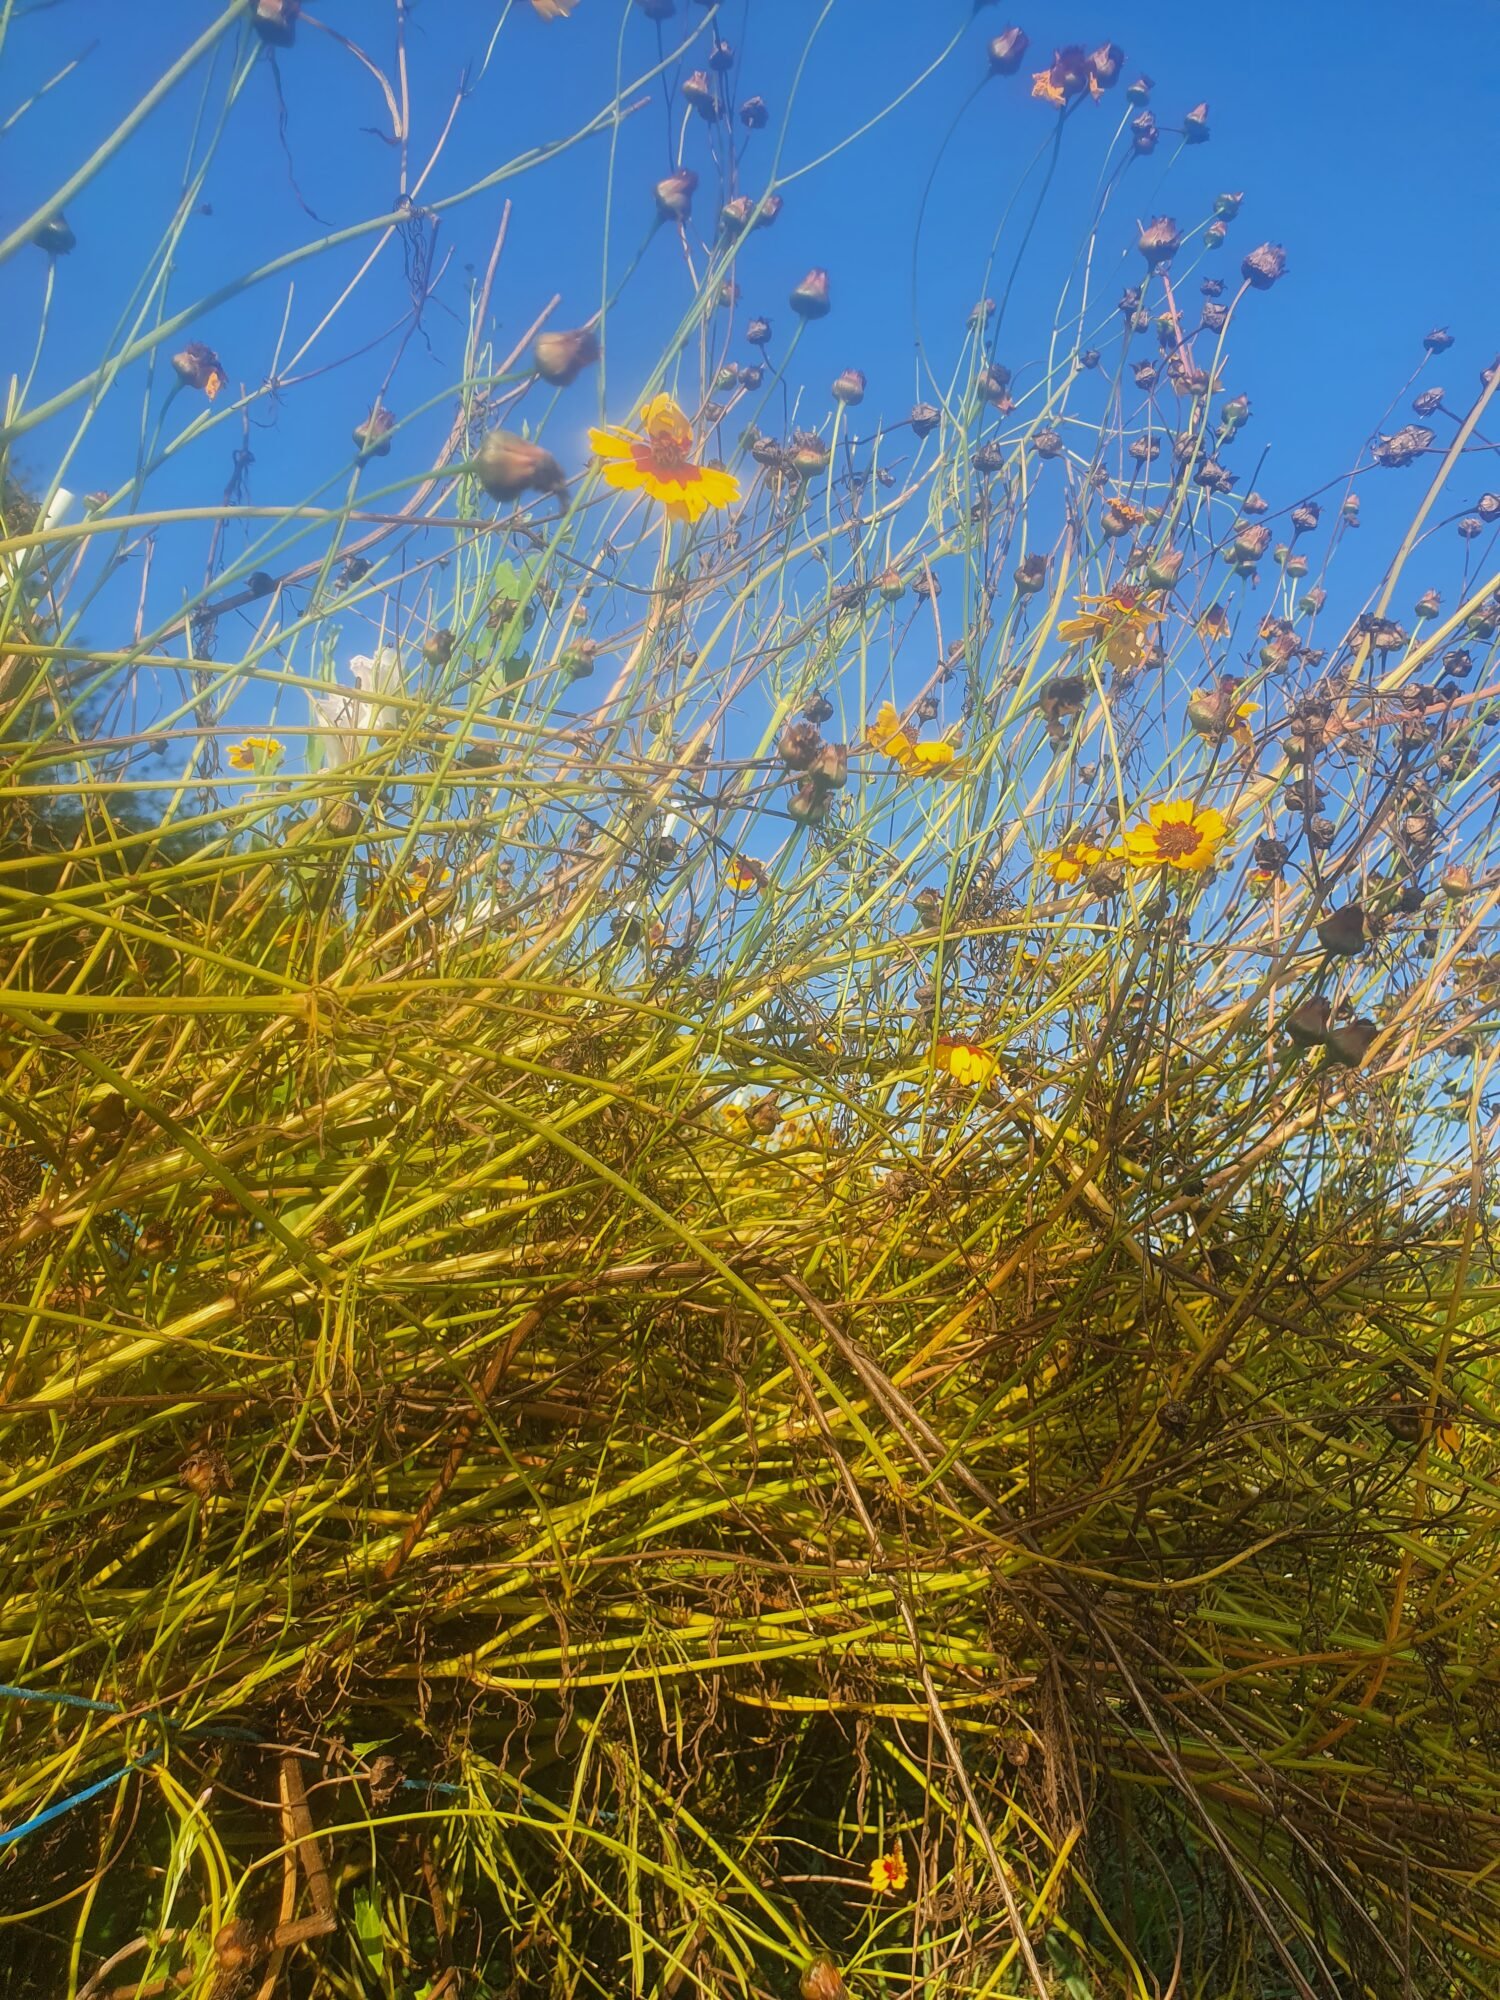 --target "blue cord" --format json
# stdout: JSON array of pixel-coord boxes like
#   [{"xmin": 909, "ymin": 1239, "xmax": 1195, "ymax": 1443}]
[{"xmin": 0, "ymin": 1748, "xmax": 162, "ymax": 1850}]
